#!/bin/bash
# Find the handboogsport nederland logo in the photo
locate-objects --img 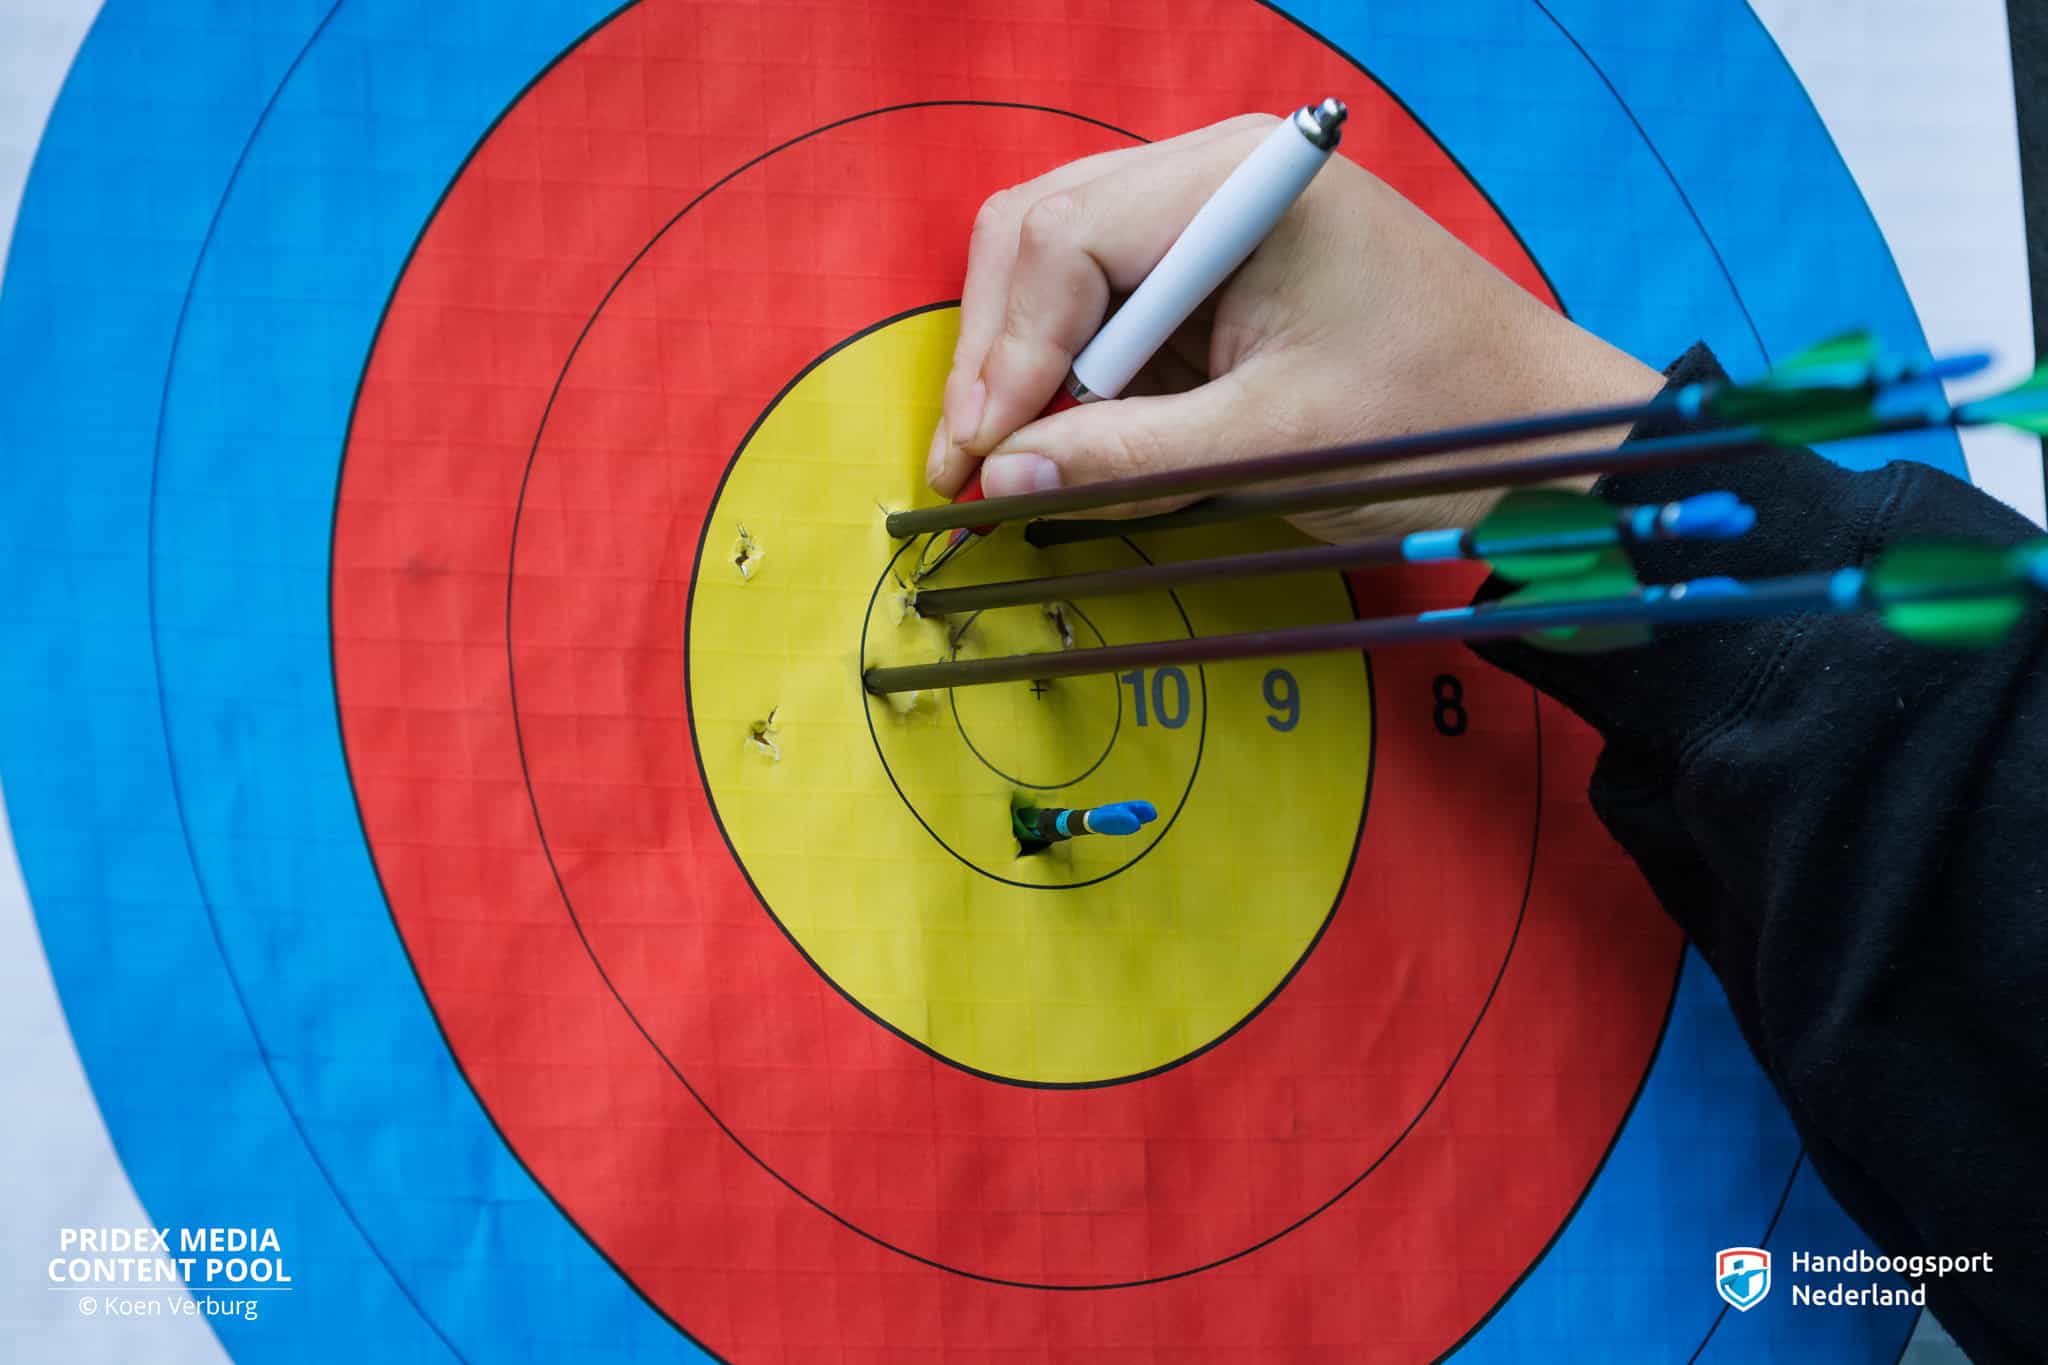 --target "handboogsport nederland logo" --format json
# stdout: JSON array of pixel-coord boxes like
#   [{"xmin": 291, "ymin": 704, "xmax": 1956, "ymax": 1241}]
[
  {"xmin": 1712, "ymin": 1244, "xmax": 1993, "ymax": 1313},
  {"xmin": 1716, "ymin": 1247, "xmax": 1772, "ymax": 1311}
]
